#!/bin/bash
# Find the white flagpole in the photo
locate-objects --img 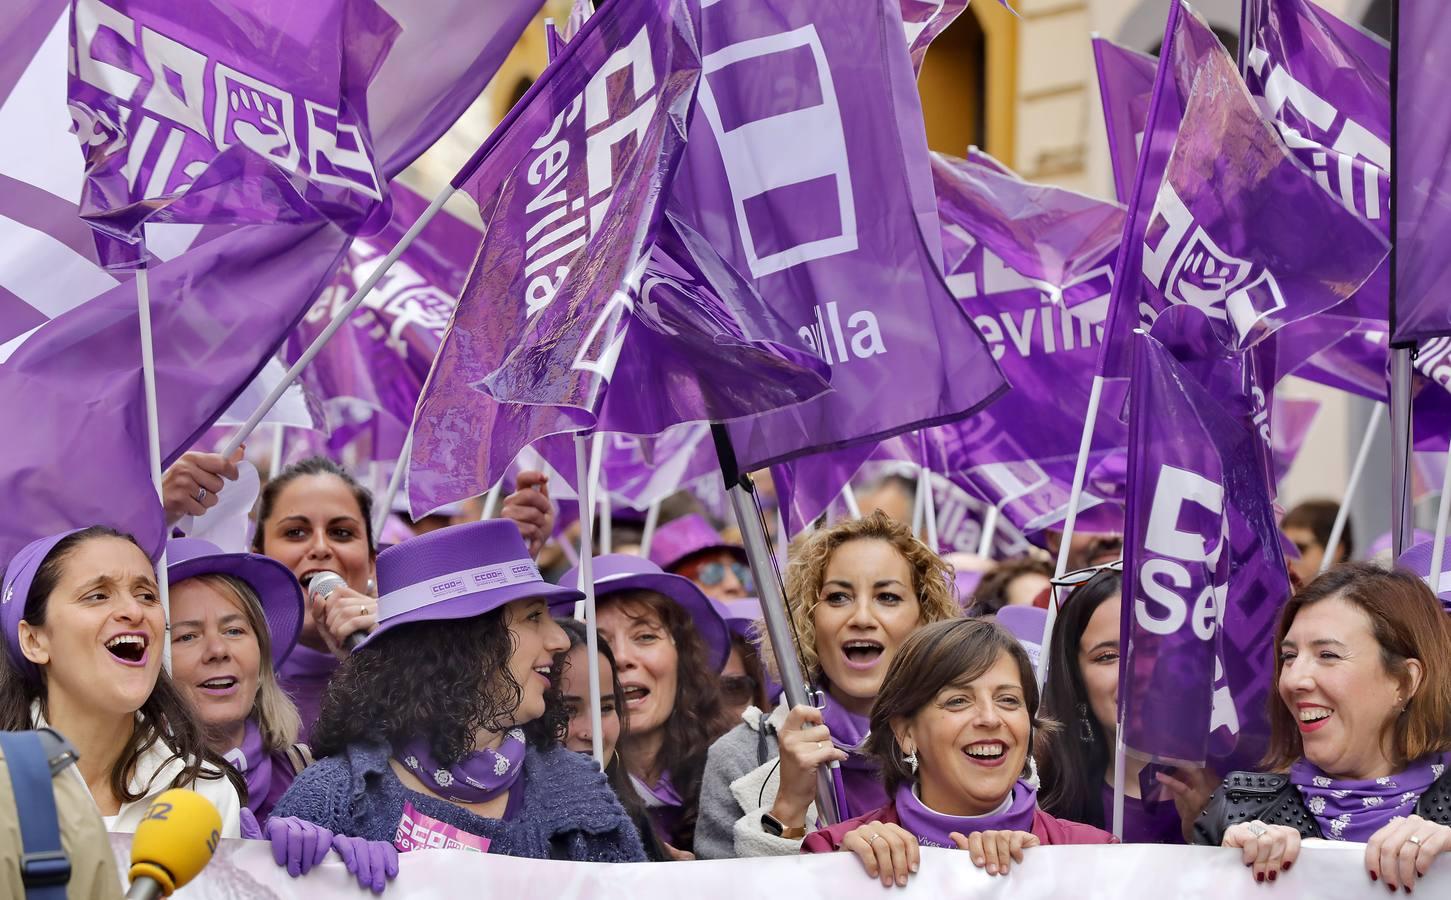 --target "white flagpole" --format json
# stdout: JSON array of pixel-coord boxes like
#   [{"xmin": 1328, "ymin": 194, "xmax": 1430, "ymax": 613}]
[
  {"xmin": 839, "ymin": 484, "xmax": 862, "ymax": 519},
  {"xmin": 1429, "ymin": 439, "xmax": 1451, "ymax": 590},
  {"xmin": 136, "ymin": 259, "xmax": 171, "ymax": 671},
  {"xmin": 911, "ymin": 466, "xmax": 928, "ymax": 537},
  {"xmin": 479, "ymin": 480, "xmax": 505, "ymax": 521},
  {"xmin": 220, "ymin": 186, "xmax": 455, "ymax": 456},
  {"xmin": 269, "ymin": 422, "xmax": 286, "ymax": 478},
  {"xmin": 373, "ymin": 431, "xmax": 413, "ymax": 539},
  {"xmin": 1320, "ymin": 403, "xmax": 1383, "ymax": 574},
  {"xmin": 639, "ymin": 499, "xmax": 663, "ymax": 559},
  {"xmin": 1038, "ymin": 374, "xmax": 1105, "ymax": 691},
  {"xmin": 575, "ymin": 435, "xmax": 605, "ymax": 767},
  {"xmin": 1111, "ymin": 717, "xmax": 1127, "ymax": 841},
  {"xmin": 922, "ymin": 469, "xmax": 939, "ymax": 550}
]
